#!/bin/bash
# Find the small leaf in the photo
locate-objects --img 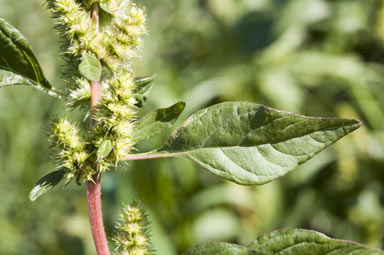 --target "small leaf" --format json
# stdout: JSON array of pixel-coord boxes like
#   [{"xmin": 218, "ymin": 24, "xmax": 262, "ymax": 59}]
[
  {"xmin": 135, "ymin": 74, "xmax": 155, "ymax": 88},
  {"xmin": 138, "ymin": 102, "xmax": 361, "ymax": 185},
  {"xmin": 101, "ymin": 65, "xmax": 113, "ymax": 81},
  {"xmin": 184, "ymin": 241, "xmax": 266, "ymax": 255},
  {"xmin": 29, "ymin": 169, "xmax": 65, "ymax": 201},
  {"xmin": 248, "ymin": 229, "xmax": 384, "ymax": 254},
  {"xmin": 99, "ymin": 1, "xmax": 114, "ymax": 14},
  {"xmin": 97, "ymin": 140, "xmax": 113, "ymax": 160},
  {"xmin": 79, "ymin": 52, "xmax": 102, "ymax": 82},
  {"xmin": 0, "ymin": 18, "xmax": 51, "ymax": 89},
  {"xmin": 134, "ymin": 74, "xmax": 155, "ymax": 107},
  {"xmin": 134, "ymin": 101, "xmax": 186, "ymax": 143}
]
